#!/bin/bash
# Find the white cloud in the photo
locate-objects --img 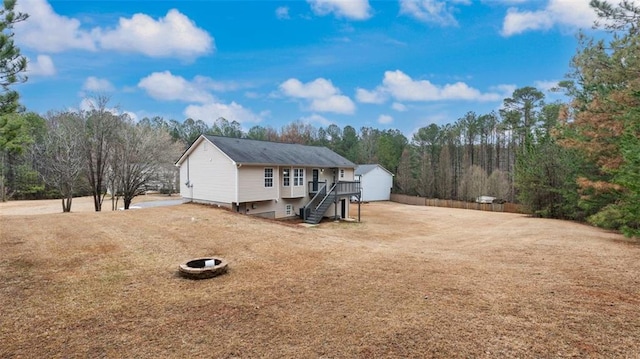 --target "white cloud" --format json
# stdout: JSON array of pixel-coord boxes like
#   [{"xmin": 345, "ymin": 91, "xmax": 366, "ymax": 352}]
[
  {"xmin": 307, "ymin": 0, "xmax": 372, "ymax": 20},
  {"xmin": 78, "ymin": 98, "xmax": 96, "ymax": 112},
  {"xmin": 383, "ymin": 70, "xmax": 501, "ymax": 101},
  {"xmin": 440, "ymin": 82, "xmax": 500, "ymax": 101},
  {"xmin": 138, "ymin": 71, "xmax": 215, "ymax": 103},
  {"xmin": 97, "ymin": 9, "xmax": 214, "ymax": 59},
  {"xmin": 501, "ymin": 0, "xmax": 597, "ymax": 36},
  {"xmin": 501, "ymin": 8, "xmax": 554, "ymax": 35},
  {"xmin": 123, "ymin": 111, "xmax": 139, "ymax": 122},
  {"xmin": 15, "ymin": 1, "xmax": 213, "ymax": 60},
  {"xmin": 378, "ymin": 114, "xmax": 394, "ymax": 124},
  {"xmin": 490, "ymin": 84, "xmax": 517, "ymax": 98},
  {"xmin": 276, "ymin": 6, "xmax": 290, "ymax": 19},
  {"xmin": 280, "ymin": 78, "xmax": 337, "ymax": 98},
  {"xmin": 356, "ymin": 87, "xmax": 387, "ymax": 104},
  {"xmin": 547, "ymin": 0, "xmax": 597, "ymax": 28},
  {"xmin": 310, "ymin": 96, "xmax": 355, "ymax": 114},
  {"xmin": 15, "ymin": 0, "xmax": 95, "ymax": 52},
  {"xmin": 359, "ymin": 70, "xmax": 504, "ymax": 103},
  {"xmin": 392, "ymin": 102, "xmax": 408, "ymax": 112},
  {"xmin": 399, "ymin": 0, "xmax": 470, "ymax": 26},
  {"xmin": 280, "ymin": 78, "xmax": 356, "ymax": 114},
  {"xmin": 27, "ymin": 55, "xmax": 56, "ymax": 76},
  {"xmin": 534, "ymin": 80, "xmax": 560, "ymax": 92},
  {"xmin": 83, "ymin": 76, "xmax": 115, "ymax": 92},
  {"xmin": 184, "ymin": 101, "xmax": 263, "ymax": 124}
]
